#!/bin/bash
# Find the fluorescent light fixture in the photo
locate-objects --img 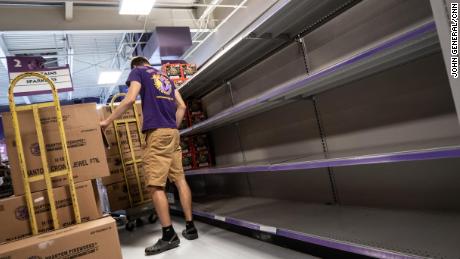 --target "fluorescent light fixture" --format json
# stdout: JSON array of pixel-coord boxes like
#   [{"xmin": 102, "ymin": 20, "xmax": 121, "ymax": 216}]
[
  {"xmin": 119, "ymin": 0, "xmax": 155, "ymax": 15},
  {"xmin": 98, "ymin": 70, "xmax": 122, "ymax": 85}
]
